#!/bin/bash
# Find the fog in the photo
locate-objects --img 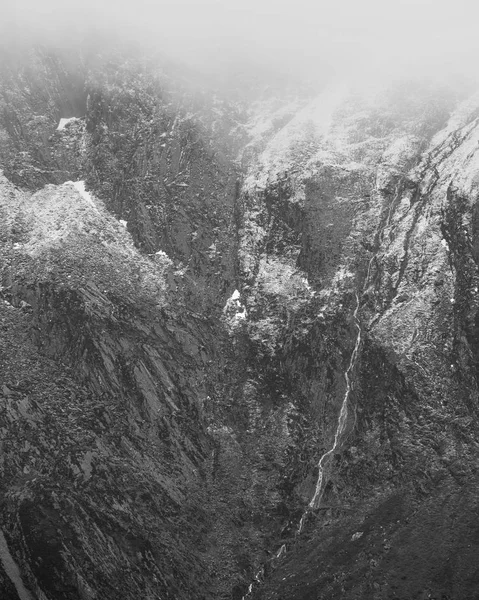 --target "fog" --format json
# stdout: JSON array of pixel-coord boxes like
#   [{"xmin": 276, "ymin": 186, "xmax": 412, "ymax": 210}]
[{"xmin": 3, "ymin": 0, "xmax": 479, "ymax": 84}]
